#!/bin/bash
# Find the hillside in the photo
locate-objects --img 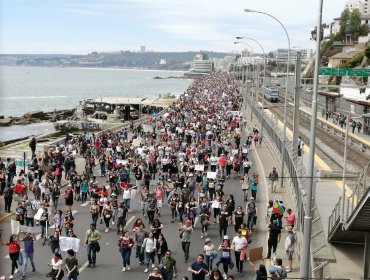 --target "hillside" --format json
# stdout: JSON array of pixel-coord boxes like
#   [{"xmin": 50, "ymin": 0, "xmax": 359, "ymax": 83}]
[{"xmin": 0, "ymin": 51, "xmax": 229, "ymax": 70}]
